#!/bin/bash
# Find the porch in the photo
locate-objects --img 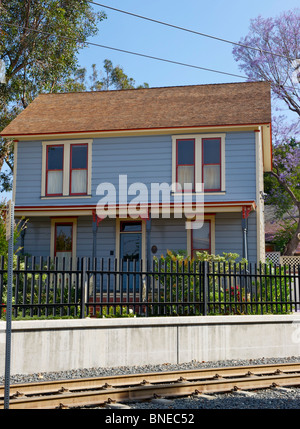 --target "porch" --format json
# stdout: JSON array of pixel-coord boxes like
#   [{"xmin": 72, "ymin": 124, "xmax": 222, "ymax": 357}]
[{"xmin": 16, "ymin": 204, "xmax": 259, "ymax": 265}]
